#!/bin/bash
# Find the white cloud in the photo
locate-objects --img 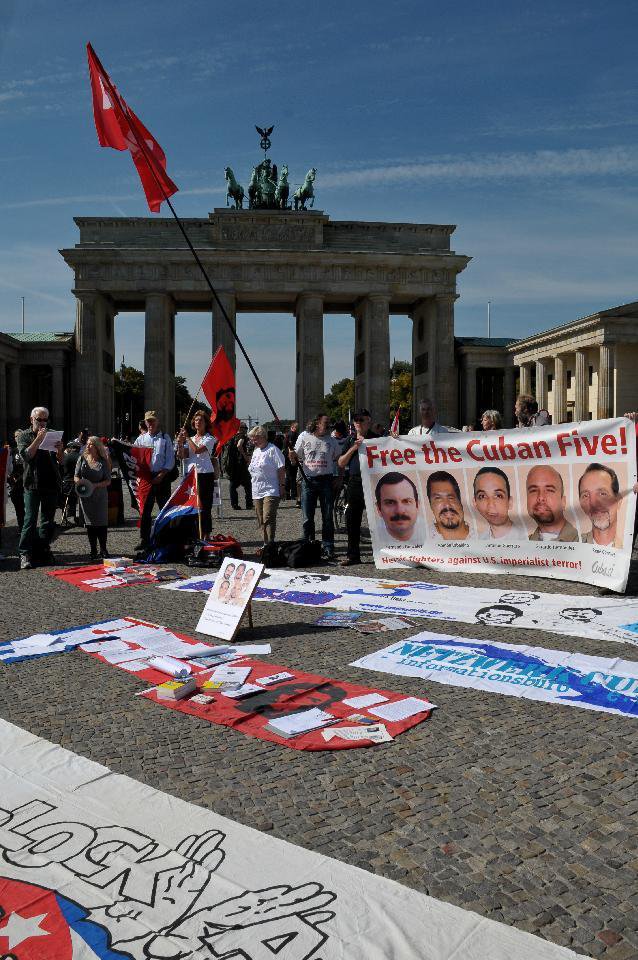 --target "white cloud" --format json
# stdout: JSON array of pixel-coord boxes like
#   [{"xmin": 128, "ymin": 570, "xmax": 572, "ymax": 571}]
[{"xmin": 321, "ymin": 146, "xmax": 638, "ymax": 188}]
